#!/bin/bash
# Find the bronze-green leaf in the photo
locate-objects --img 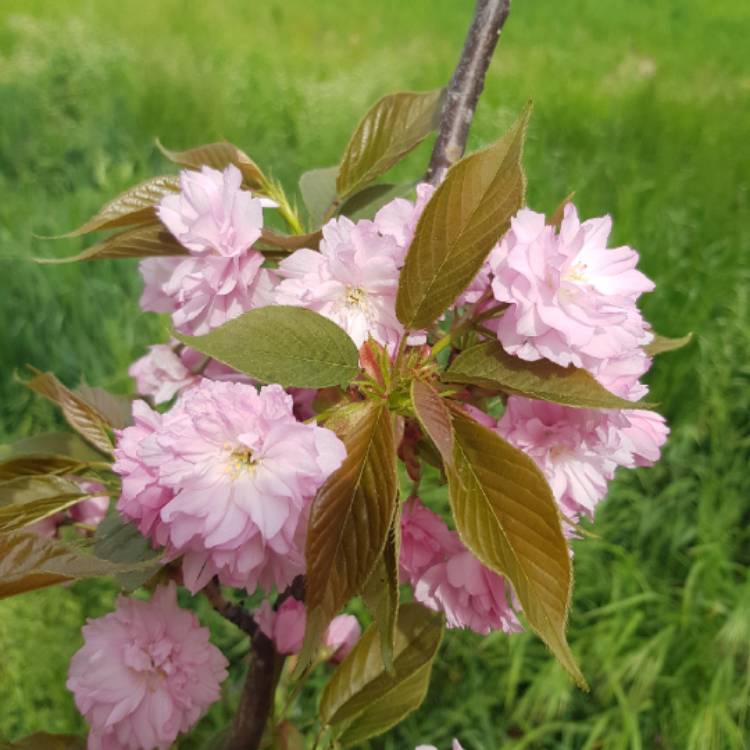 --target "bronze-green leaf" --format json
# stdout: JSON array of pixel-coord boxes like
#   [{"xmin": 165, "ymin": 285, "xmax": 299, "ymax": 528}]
[
  {"xmin": 0, "ymin": 454, "xmax": 88, "ymax": 481},
  {"xmin": 319, "ymin": 603, "xmax": 442, "ymax": 731},
  {"xmin": 445, "ymin": 340, "xmax": 646, "ymax": 409},
  {"xmin": 446, "ymin": 408, "xmax": 587, "ymax": 688},
  {"xmin": 336, "ymin": 90, "xmax": 442, "ymax": 199},
  {"xmin": 301, "ymin": 402, "xmax": 398, "ymax": 666},
  {"xmin": 157, "ymin": 139, "xmax": 264, "ymax": 189},
  {"xmin": 74, "ymin": 385, "xmax": 133, "ymax": 429},
  {"xmin": 361, "ymin": 507, "xmax": 401, "ymax": 673},
  {"xmin": 644, "ymin": 332, "xmax": 693, "ymax": 356},
  {"xmin": 410, "ymin": 379, "xmax": 454, "ymax": 462},
  {"xmin": 177, "ymin": 306, "xmax": 360, "ymax": 389},
  {"xmin": 21, "ymin": 370, "xmax": 116, "ymax": 454},
  {"xmin": 0, "ymin": 530, "xmax": 159, "ymax": 599},
  {"xmin": 0, "ymin": 433, "xmax": 104, "ymax": 463},
  {"xmin": 35, "ymin": 223, "xmax": 187, "ymax": 264},
  {"xmin": 54, "ymin": 175, "xmax": 180, "ymax": 238},
  {"xmin": 396, "ymin": 103, "xmax": 531, "ymax": 330},
  {"xmin": 94, "ymin": 513, "xmax": 161, "ymax": 591},
  {"xmin": 0, "ymin": 475, "xmax": 87, "ymax": 532}
]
